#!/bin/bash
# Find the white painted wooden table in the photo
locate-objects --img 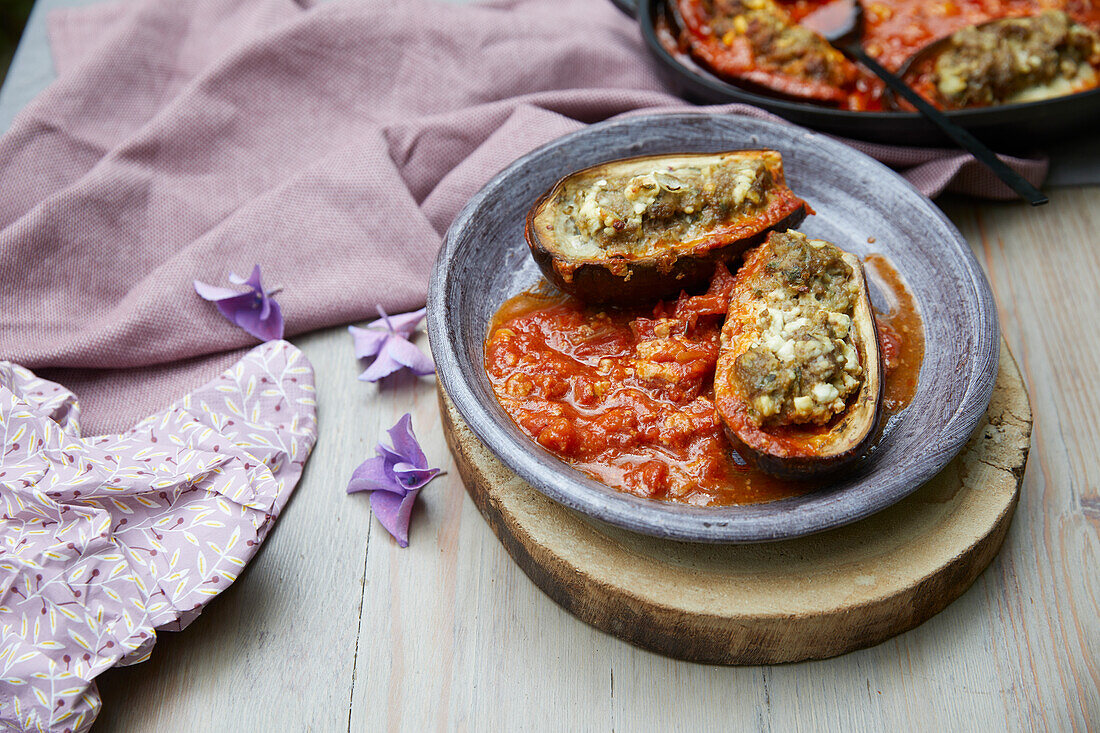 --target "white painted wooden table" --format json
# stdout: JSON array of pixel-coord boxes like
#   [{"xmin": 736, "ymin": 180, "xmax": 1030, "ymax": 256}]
[{"xmin": 2, "ymin": 2, "xmax": 1097, "ymax": 730}]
